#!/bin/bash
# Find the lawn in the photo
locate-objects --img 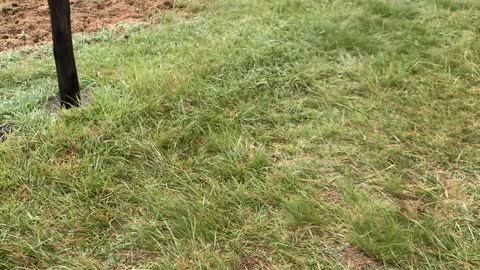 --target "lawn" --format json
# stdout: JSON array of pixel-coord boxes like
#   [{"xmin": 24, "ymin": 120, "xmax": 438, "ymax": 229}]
[{"xmin": 1, "ymin": 0, "xmax": 479, "ymax": 269}]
